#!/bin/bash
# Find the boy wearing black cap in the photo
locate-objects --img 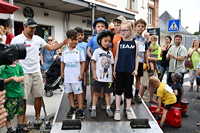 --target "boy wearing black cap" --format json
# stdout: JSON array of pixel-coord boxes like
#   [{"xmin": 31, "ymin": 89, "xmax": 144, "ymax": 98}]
[
  {"xmin": 87, "ymin": 17, "xmax": 109, "ymax": 110},
  {"xmin": 90, "ymin": 29, "xmax": 114, "ymax": 118},
  {"xmin": 171, "ymin": 72, "xmax": 182, "ymax": 103}
]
